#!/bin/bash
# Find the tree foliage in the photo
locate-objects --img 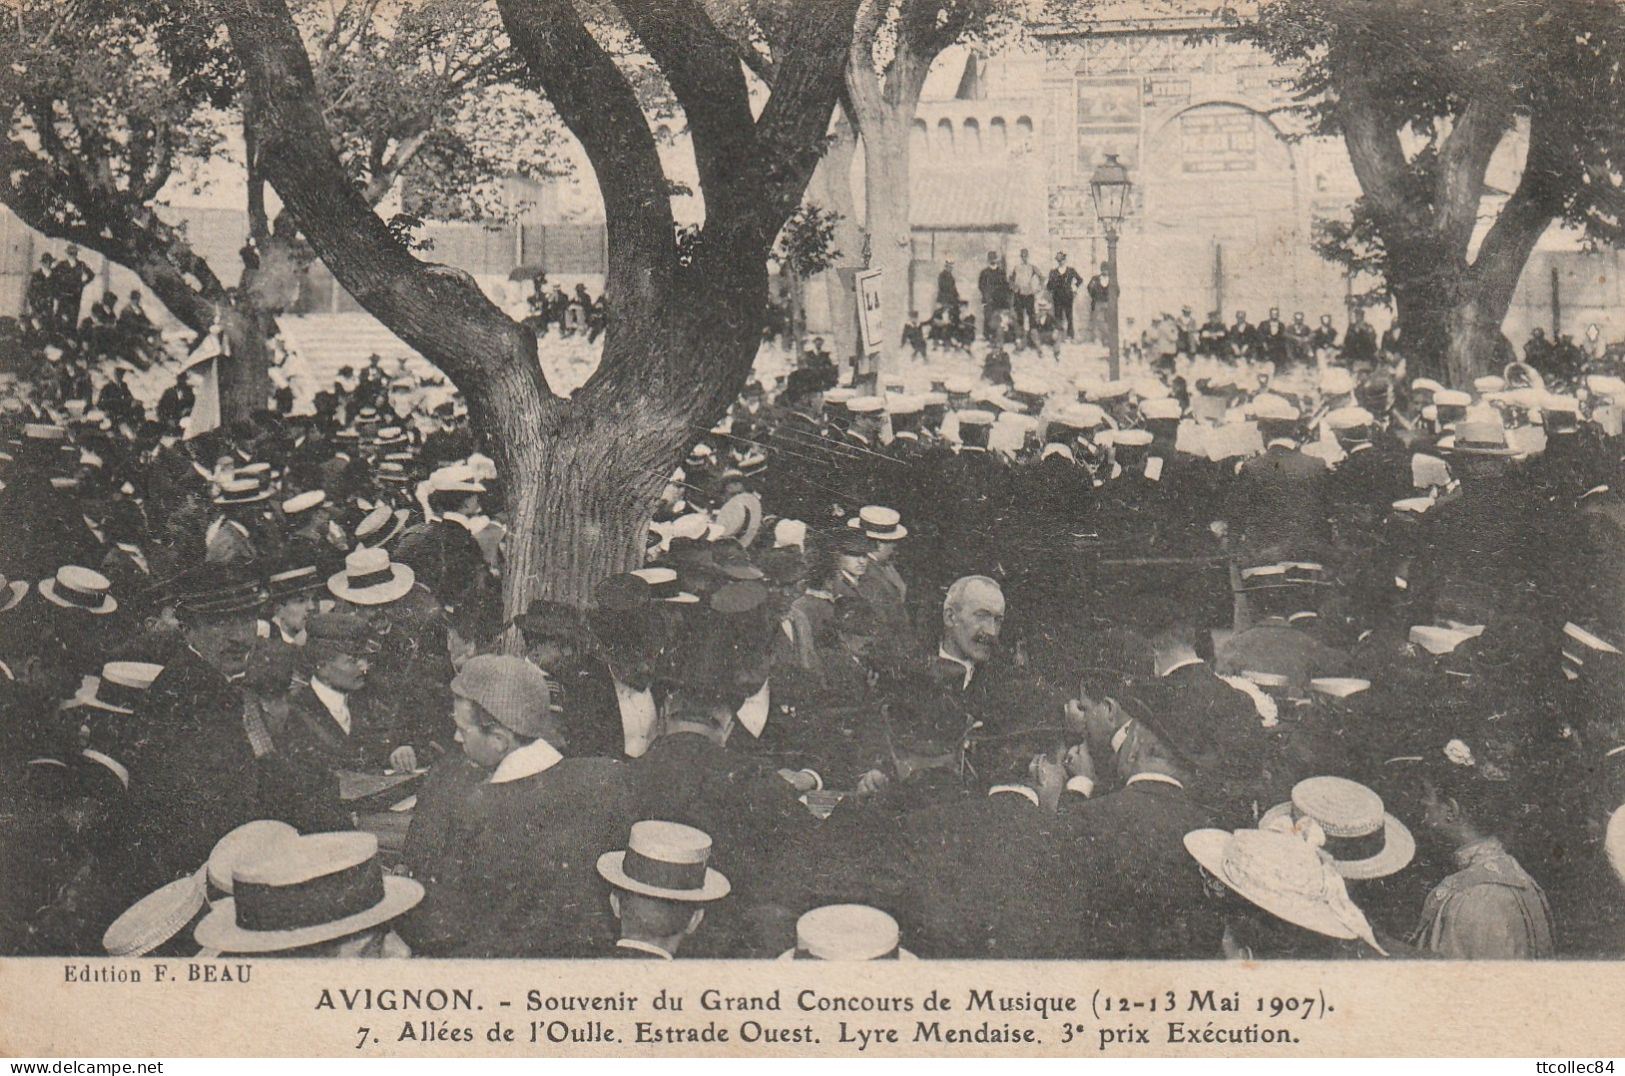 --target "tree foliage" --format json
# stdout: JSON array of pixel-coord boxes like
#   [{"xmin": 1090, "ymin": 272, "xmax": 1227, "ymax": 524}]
[
  {"xmin": 776, "ymin": 202, "xmax": 844, "ymax": 281},
  {"xmin": 1231, "ymin": 0, "xmax": 1625, "ymax": 380}
]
